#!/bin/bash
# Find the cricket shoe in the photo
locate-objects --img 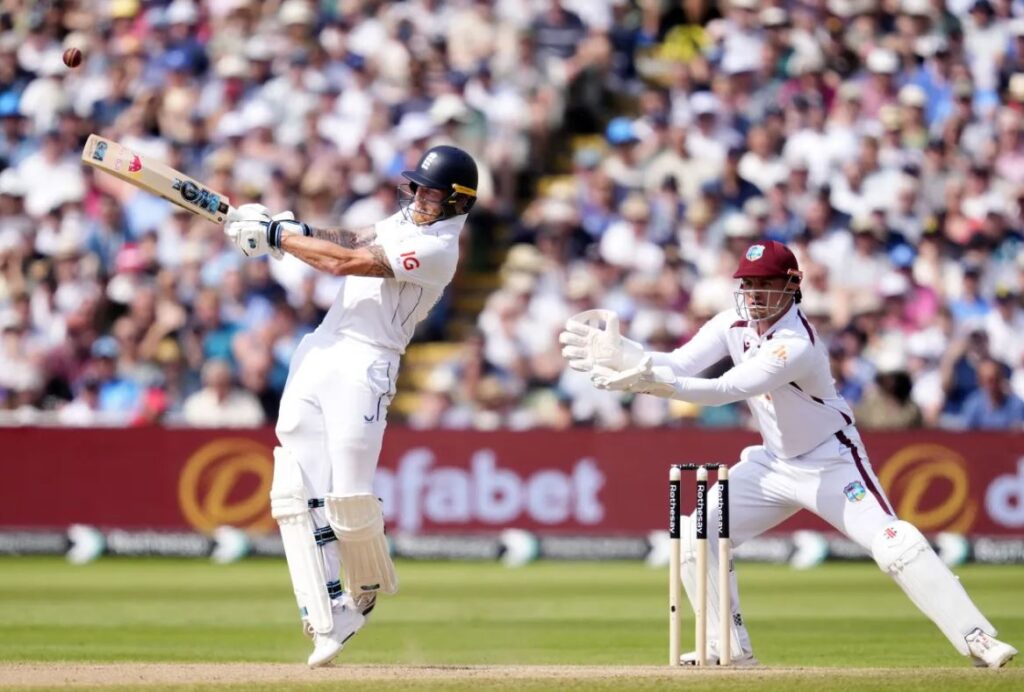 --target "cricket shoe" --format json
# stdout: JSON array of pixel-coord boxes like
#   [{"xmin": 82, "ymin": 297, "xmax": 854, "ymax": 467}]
[
  {"xmin": 301, "ymin": 592, "xmax": 376, "ymax": 639},
  {"xmin": 306, "ymin": 599, "xmax": 367, "ymax": 668},
  {"xmin": 966, "ymin": 629, "xmax": 1017, "ymax": 669},
  {"xmin": 680, "ymin": 650, "xmax": 759, "ymax": 667}
]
